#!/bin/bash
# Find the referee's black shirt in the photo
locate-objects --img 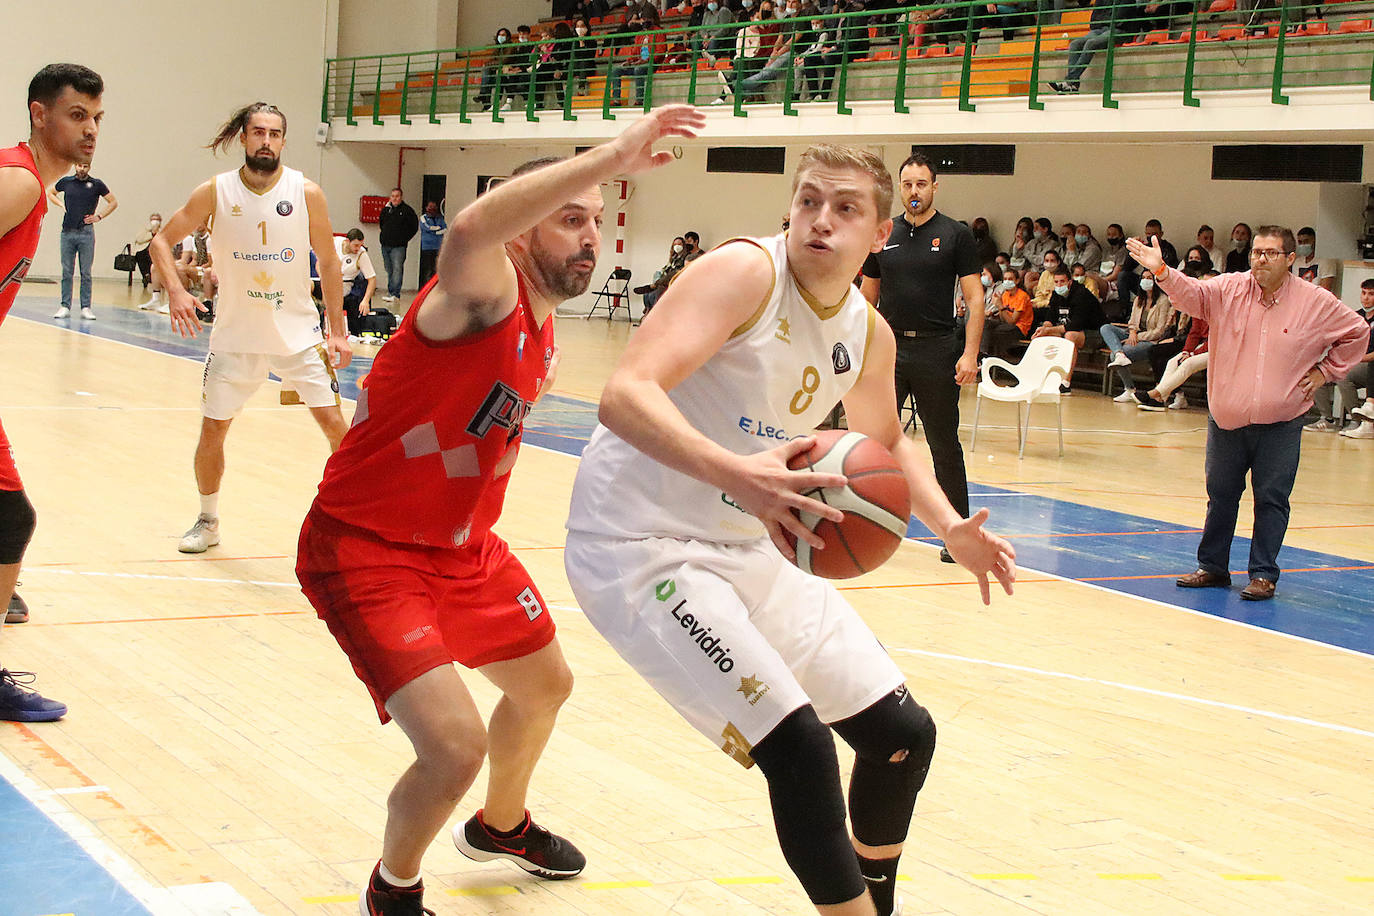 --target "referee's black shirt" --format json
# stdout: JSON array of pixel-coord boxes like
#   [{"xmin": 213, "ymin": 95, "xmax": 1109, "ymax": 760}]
[{"xmin": 861, "ymin": 211, "xmax": 982, "ymax": 334}]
